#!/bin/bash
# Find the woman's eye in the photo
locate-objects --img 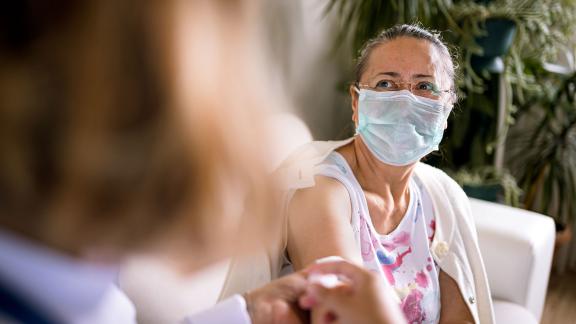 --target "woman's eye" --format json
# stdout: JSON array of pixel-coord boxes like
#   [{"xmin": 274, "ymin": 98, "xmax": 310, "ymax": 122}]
[
  {"xmin": 417, "ymin": 82, "xmax": 435, "ymax": 91},
  {"xmin": 375, "ymin": 80, "xmax": 393, "ymax": 89}
]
